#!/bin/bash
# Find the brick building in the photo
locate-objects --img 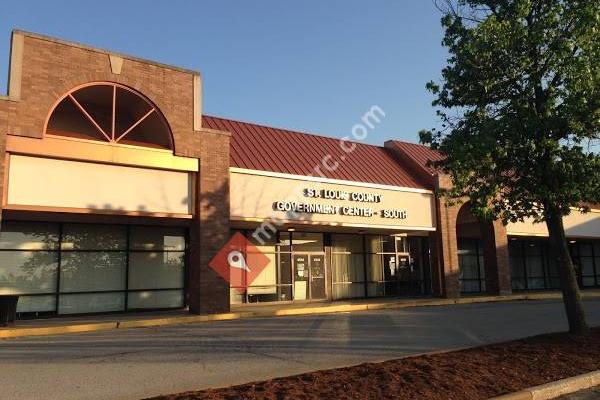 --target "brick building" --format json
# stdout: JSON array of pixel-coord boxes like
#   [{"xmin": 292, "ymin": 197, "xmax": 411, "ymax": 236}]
[{"xmin": 0, "ymin": 31, "xmax": 598, "ymax": 318}]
